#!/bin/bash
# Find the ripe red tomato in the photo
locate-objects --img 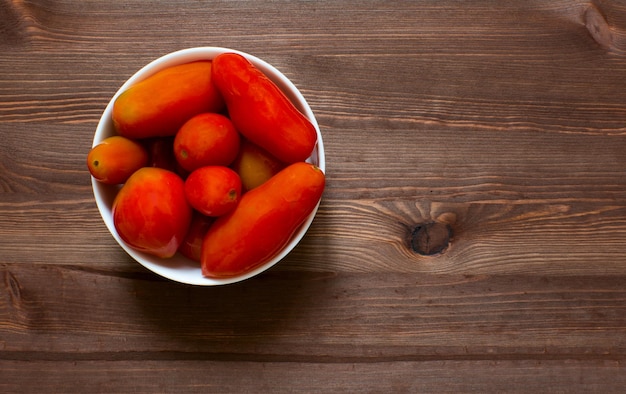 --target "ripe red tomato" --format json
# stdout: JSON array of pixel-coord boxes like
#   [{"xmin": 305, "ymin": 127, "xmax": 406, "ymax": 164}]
[
  {"xmin": 173, "ymin": 113, "xmax": 240, "ymax": 172},
  {"xmin": 201, "ymin": 162, "xmax": 325, "ymax": 278},
  {"xmin": 178, "ymin": 212, "xmax": 214, "ymax": 262},
  {"xmin": 113, "ymin": 167, "xmax": 192, "ymax": 258},
  {"xmin": 87, "ymin": 136, "xmax": 148, "ymax": 184},
  {"xmin": 184, "ymin": 166, "xmax": 242, "ymax": 217},
  {"xmin": 212, "ymin": 53, "xmax": 317, "ymax": 164},
  {"xmin": 112, "ymin": 61, "xmax": 225, "ymax": 139}
]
